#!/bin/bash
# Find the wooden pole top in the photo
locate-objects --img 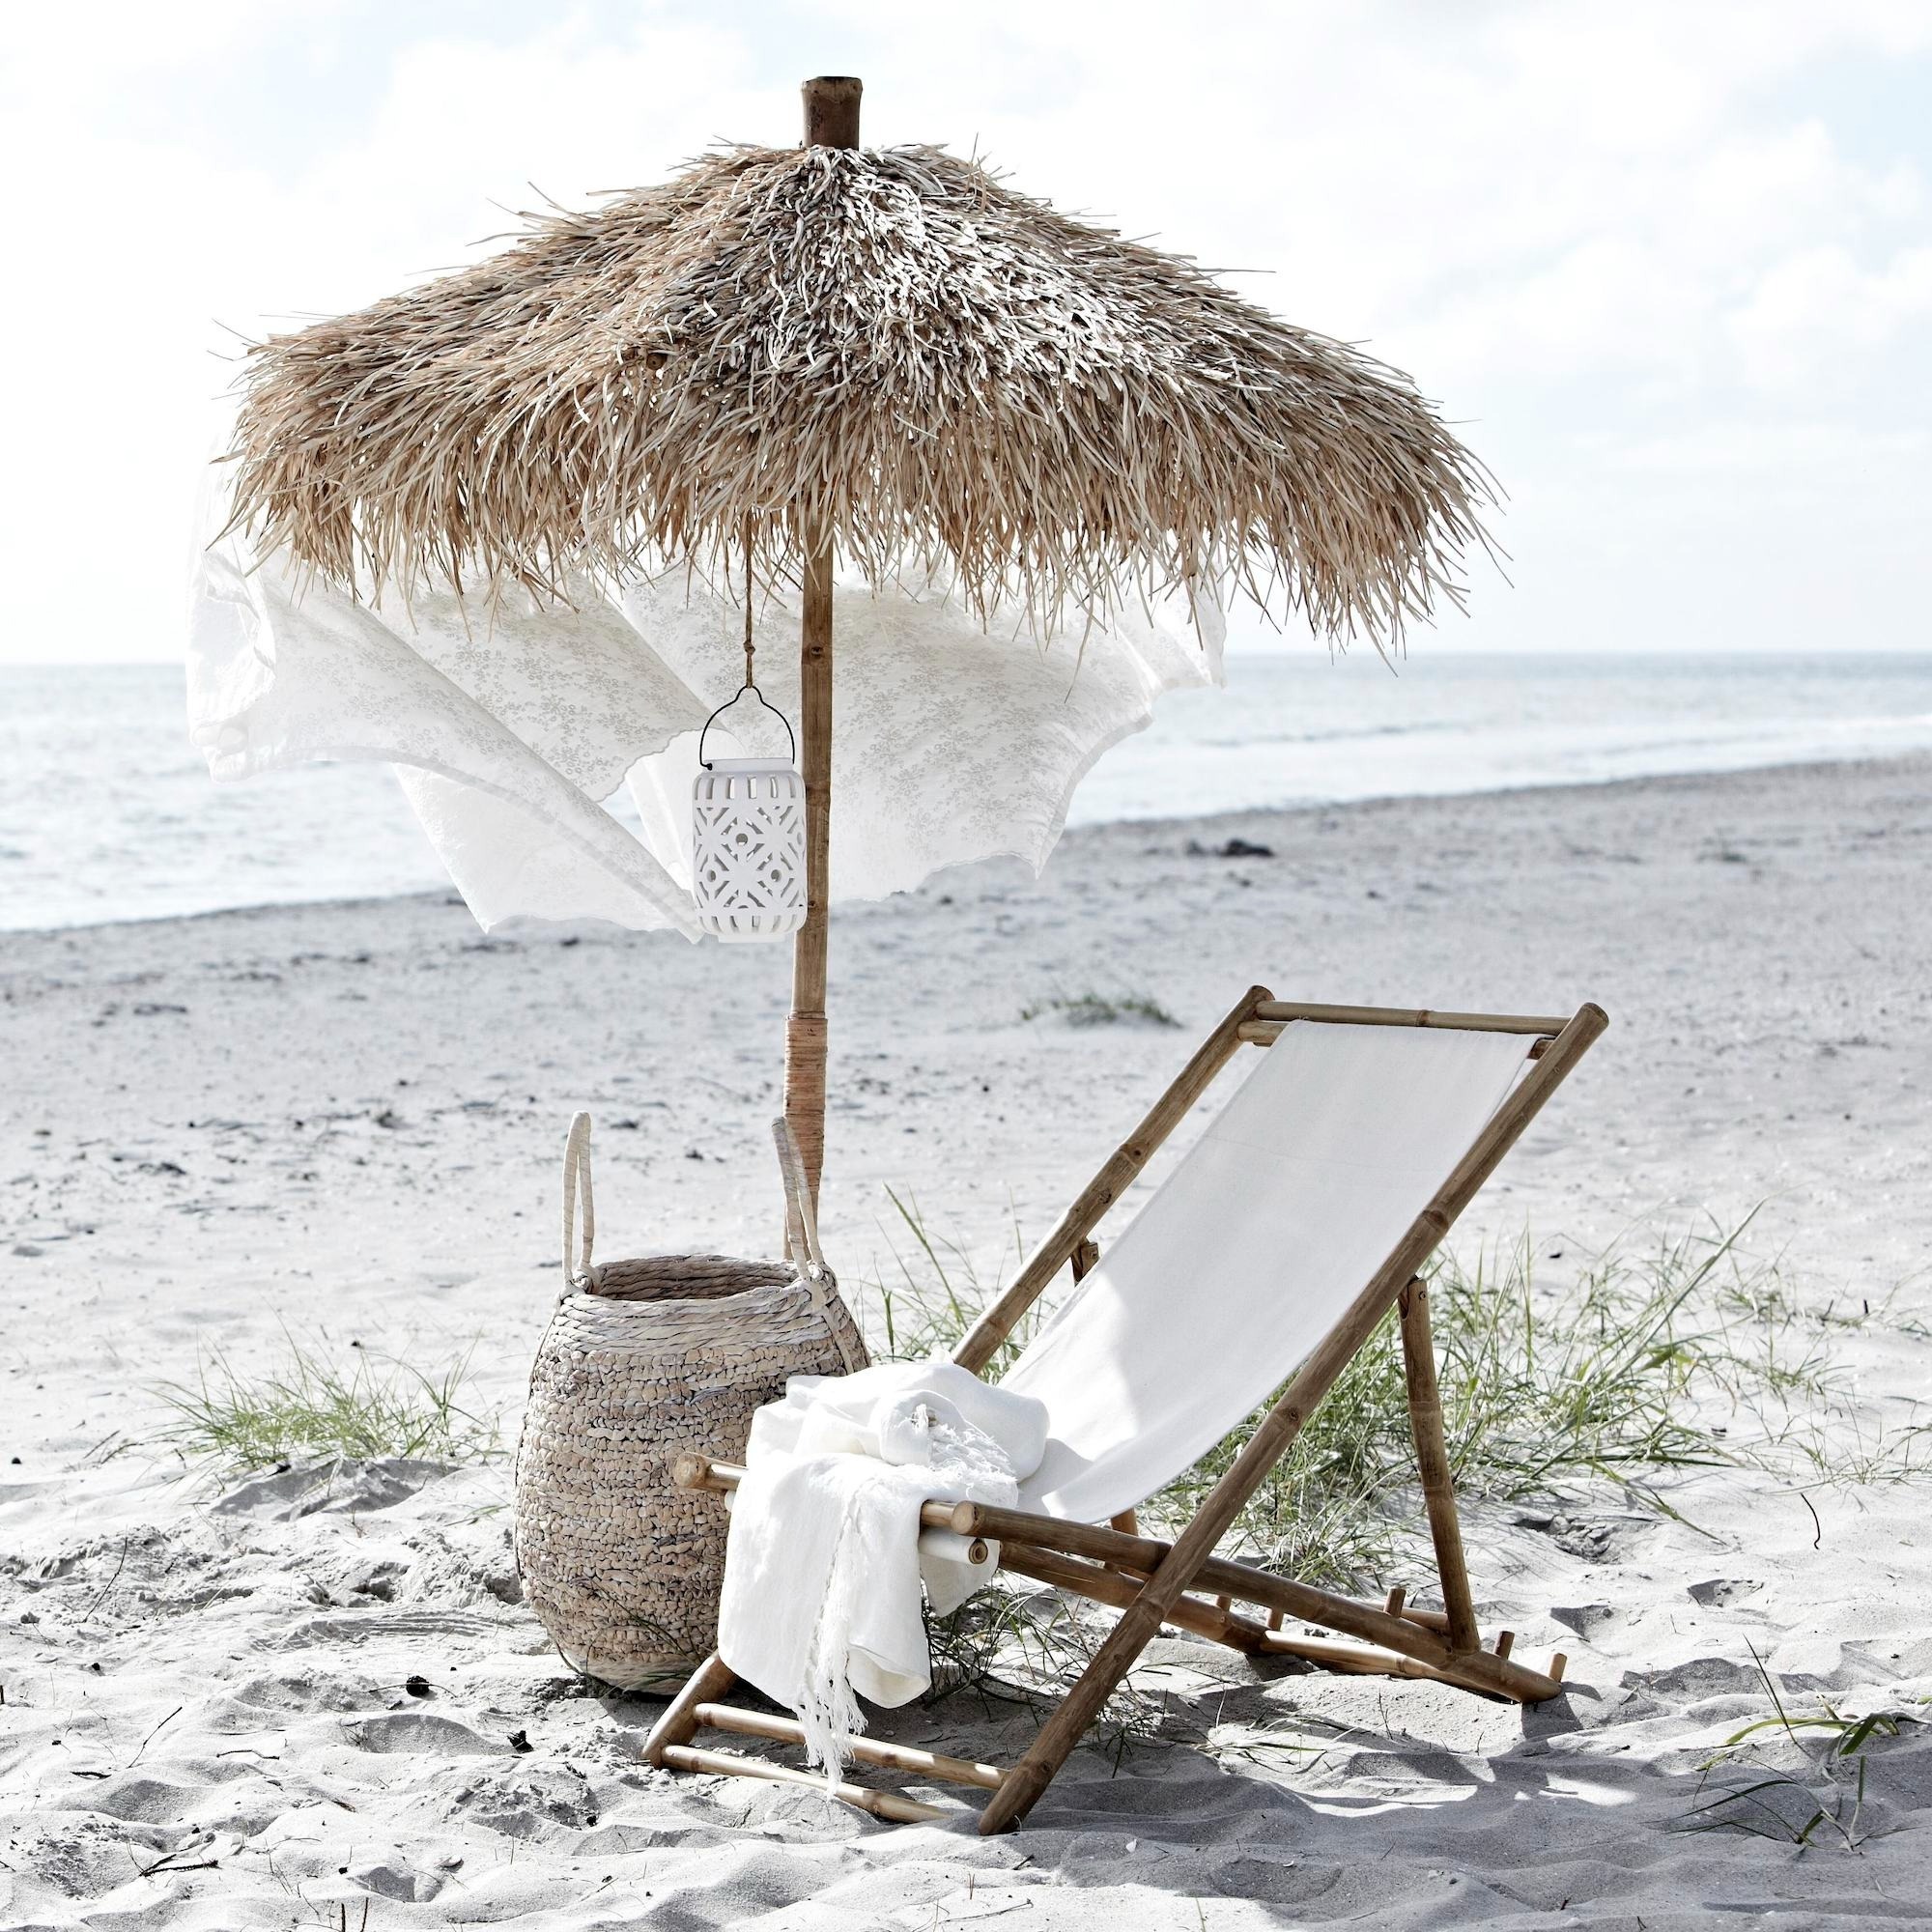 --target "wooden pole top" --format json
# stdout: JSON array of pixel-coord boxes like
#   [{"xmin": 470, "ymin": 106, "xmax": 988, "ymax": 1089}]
[{"xmin": 802, "ymin": 75, "xmax": 863, "ymax": 149}]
